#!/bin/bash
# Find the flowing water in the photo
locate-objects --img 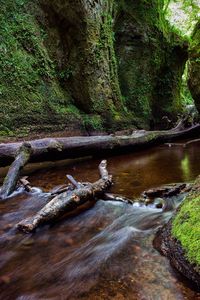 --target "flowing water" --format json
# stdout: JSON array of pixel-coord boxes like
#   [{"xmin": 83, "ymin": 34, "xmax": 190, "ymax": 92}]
[{"xmin": 0, "ymin": 141, "xmax": 200, "ymax": 300}]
